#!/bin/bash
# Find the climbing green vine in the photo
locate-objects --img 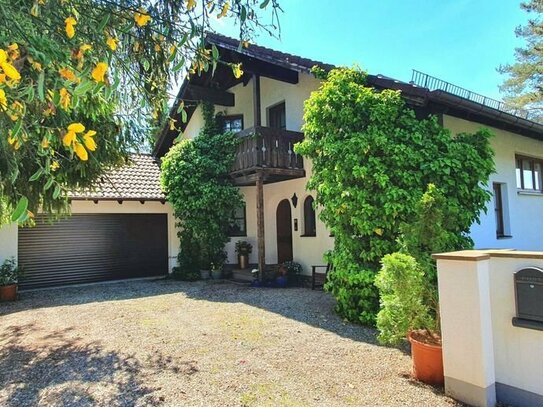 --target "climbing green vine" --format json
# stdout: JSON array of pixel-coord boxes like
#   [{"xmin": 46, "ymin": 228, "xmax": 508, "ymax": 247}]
[
  {"xmin": 161, "ymin": 102, "xmax": 242, "ymax": 279},
  {"xmin": 296, "ymin": 67, "xmax": 495, "ymax": 325}
]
